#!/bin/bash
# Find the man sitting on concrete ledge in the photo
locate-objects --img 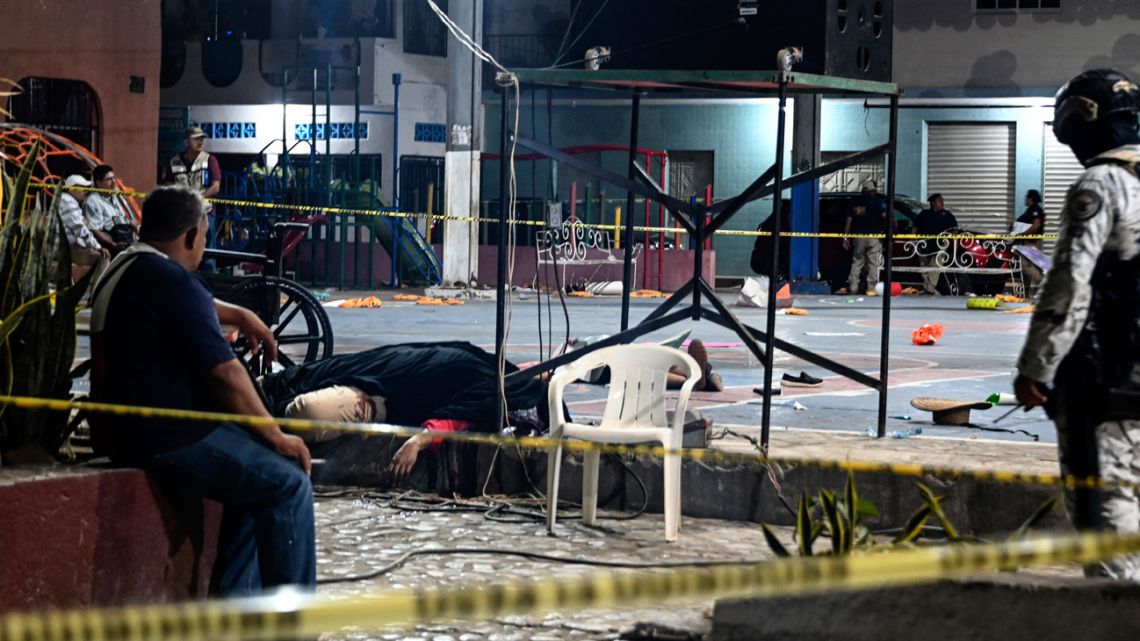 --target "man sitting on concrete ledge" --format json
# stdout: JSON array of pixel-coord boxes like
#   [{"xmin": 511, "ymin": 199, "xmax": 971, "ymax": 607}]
[
  {"xmin": 89, "ymin": 185, "xmax": 315, "ymax": 596},
  {"xmin": 257, "ymin": 341, "xmax": 548, "ymax": 479}
]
